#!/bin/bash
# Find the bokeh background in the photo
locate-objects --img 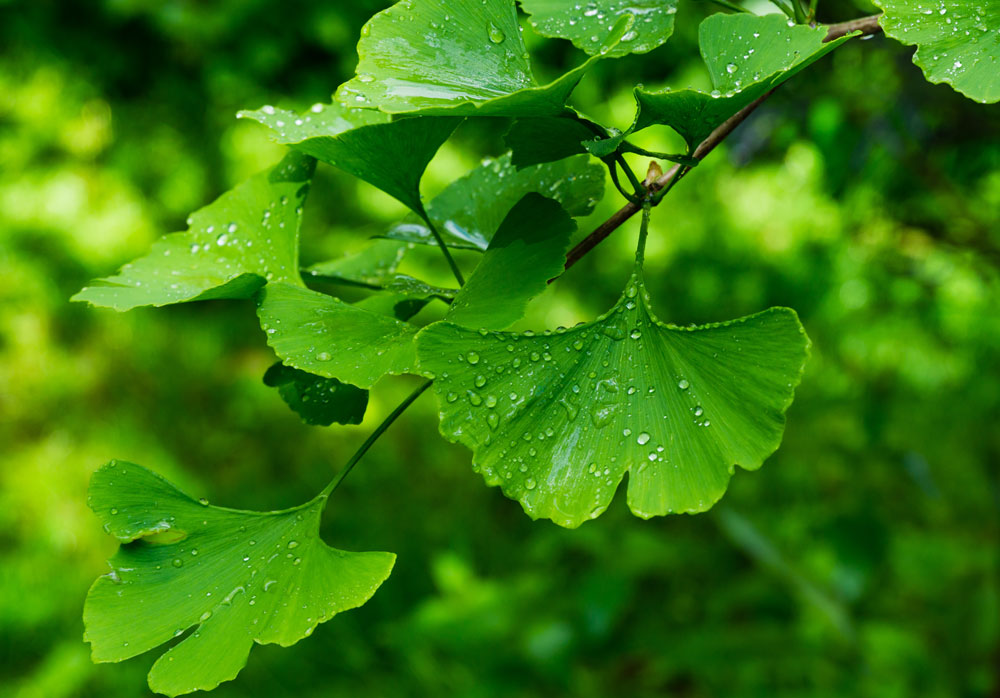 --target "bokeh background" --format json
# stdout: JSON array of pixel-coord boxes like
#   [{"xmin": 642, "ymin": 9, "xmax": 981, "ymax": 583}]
[{"xmin": 1, "ymin": 0, "xmax": 998, "ymax": 696}]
